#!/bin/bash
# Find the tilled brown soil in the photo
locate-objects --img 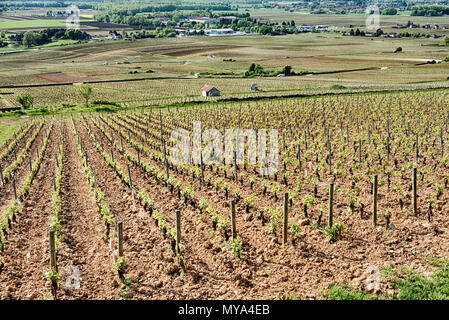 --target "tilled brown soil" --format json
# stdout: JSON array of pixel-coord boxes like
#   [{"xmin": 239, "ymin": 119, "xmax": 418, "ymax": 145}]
[
  {"xmin": 86, "ymin": 117, "xmax": 261, "ymax": 299},
  {"xmin": 55, "ymin": 121, "xmax": 119, "ymax": 299},
  {"xmin": 92, "ymin": 114, "xmax": 449, "ymax": 299},
  {"xmin": 1, "ymin": 115, "xmax": 449, "ymax": 300},
  {"xmin": 0, "ymin": 121, "xmax": 60, "ymax": 299},
  {"xmin": 76, "ymin": 118, "xmax": 185, "ymax": 299}
]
